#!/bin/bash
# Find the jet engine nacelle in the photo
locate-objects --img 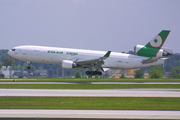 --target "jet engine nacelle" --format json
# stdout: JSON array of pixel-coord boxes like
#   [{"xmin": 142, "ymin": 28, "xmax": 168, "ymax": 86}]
[
  {"xmin": 134, "ymin": 45, "xmax": 172, "ymax": 57},
  {"xmin": 62, "ymin": 60, "xmax": 77, "ymax": 69}
]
